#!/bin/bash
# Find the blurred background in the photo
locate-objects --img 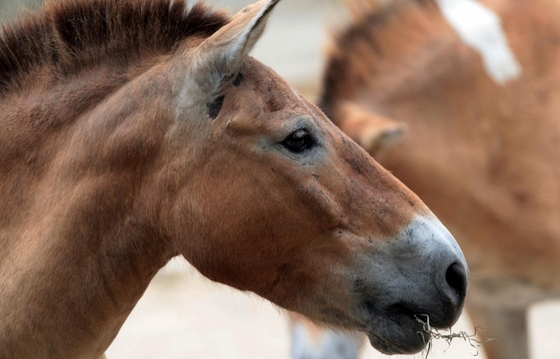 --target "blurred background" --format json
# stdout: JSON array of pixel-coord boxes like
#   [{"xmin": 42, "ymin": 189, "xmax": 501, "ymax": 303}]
[
  {"xmin": 2, "ymin": 0, "xmax": 560, "ymax": 358},
  {"xmin": 0, "ymin": 0, "xmax": 40, "ymax": 22}
]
